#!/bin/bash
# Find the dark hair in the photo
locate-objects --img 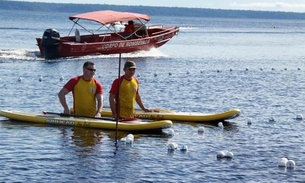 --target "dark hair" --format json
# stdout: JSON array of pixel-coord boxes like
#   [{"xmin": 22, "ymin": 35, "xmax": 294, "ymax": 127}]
[
  {"xmin": 128, "ymin": 20, "xmax": 134, "ymax": 25},
  {"xmin": 83, "ymin": 61, "xmax": 94, "ymax": 68}
]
